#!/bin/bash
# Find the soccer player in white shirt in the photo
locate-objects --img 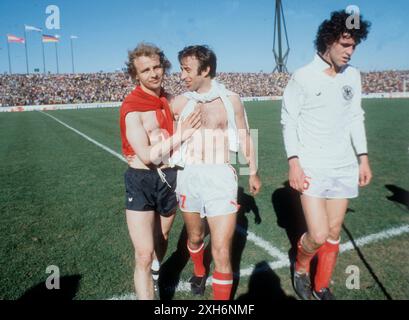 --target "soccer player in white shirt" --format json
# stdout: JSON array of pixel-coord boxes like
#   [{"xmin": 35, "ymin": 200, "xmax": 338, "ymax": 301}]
[
  {"xmin": 172, "ymin": 45, "xmax": 261, "ymax": 300},
  {"xmin": 281, "ymin": 10, "xmax": 372, "ymax": 300}
]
